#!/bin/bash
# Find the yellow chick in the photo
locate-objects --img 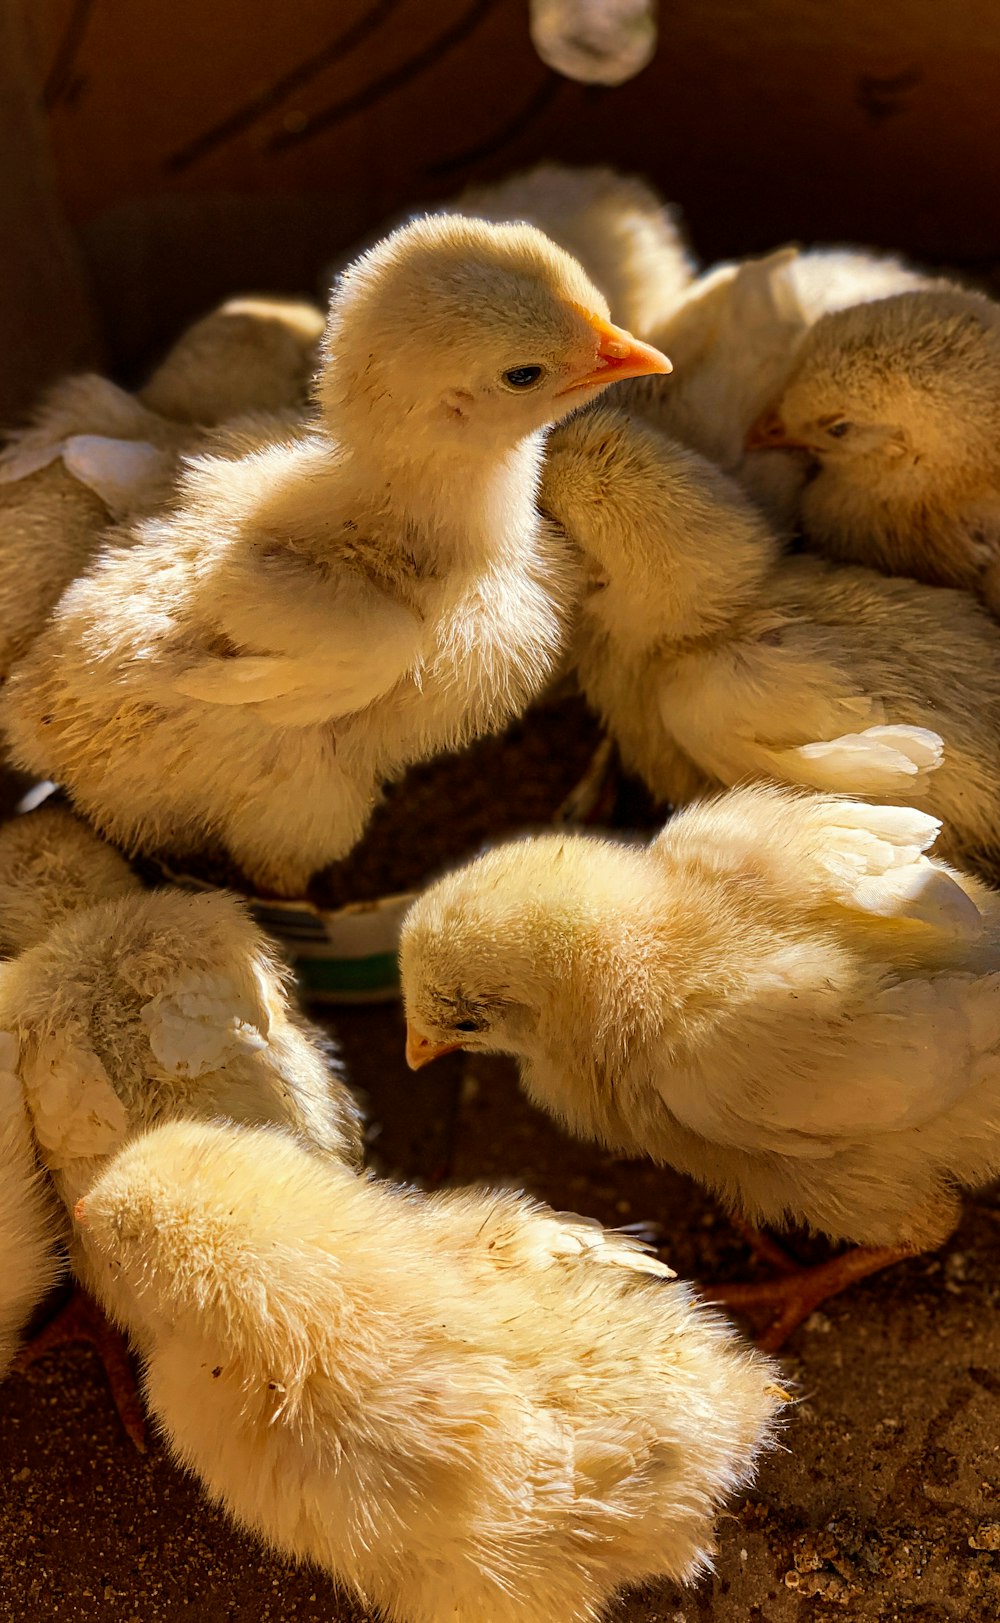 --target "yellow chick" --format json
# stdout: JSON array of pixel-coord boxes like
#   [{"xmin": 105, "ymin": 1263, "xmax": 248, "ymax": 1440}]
[
  {"xmin": 0, "ymin": 1035, "xmax": 63, "ymax": 1376},
  {"xmin": 746, "ymin": 285, "xmax": 1000, "ymax": 613},
  {"xmin": 400, "ymin": 783, "xmax": 1000, "ymax": 1345},
  {"xmin": 453, "ymin": 161, "xmax": 694, "ymax": 336},
  {"xmin": 626, "ymin": 244, "xmax": 931, "ymax": 521},
  {"xmin": 0, "ymin": 294, "xmax": 323, "ymax": 681},
  {"xmin": 541, "ymin": 404, "xmax": 1000, "ymax": 882},
  {"xmin": 0, "ymin": 806, "xmax": 362, "ymax": 1352},
  {"xmin": 1, "ymin": 217, "xmax": 669, "ymax": 896},
  {"xmin": 137, "ymin": 293, "xmax": 324, "ymax": 424},
  {"xmin": 76, "ymin": 1116, "xmax": 783, "ymax": 1622}
]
